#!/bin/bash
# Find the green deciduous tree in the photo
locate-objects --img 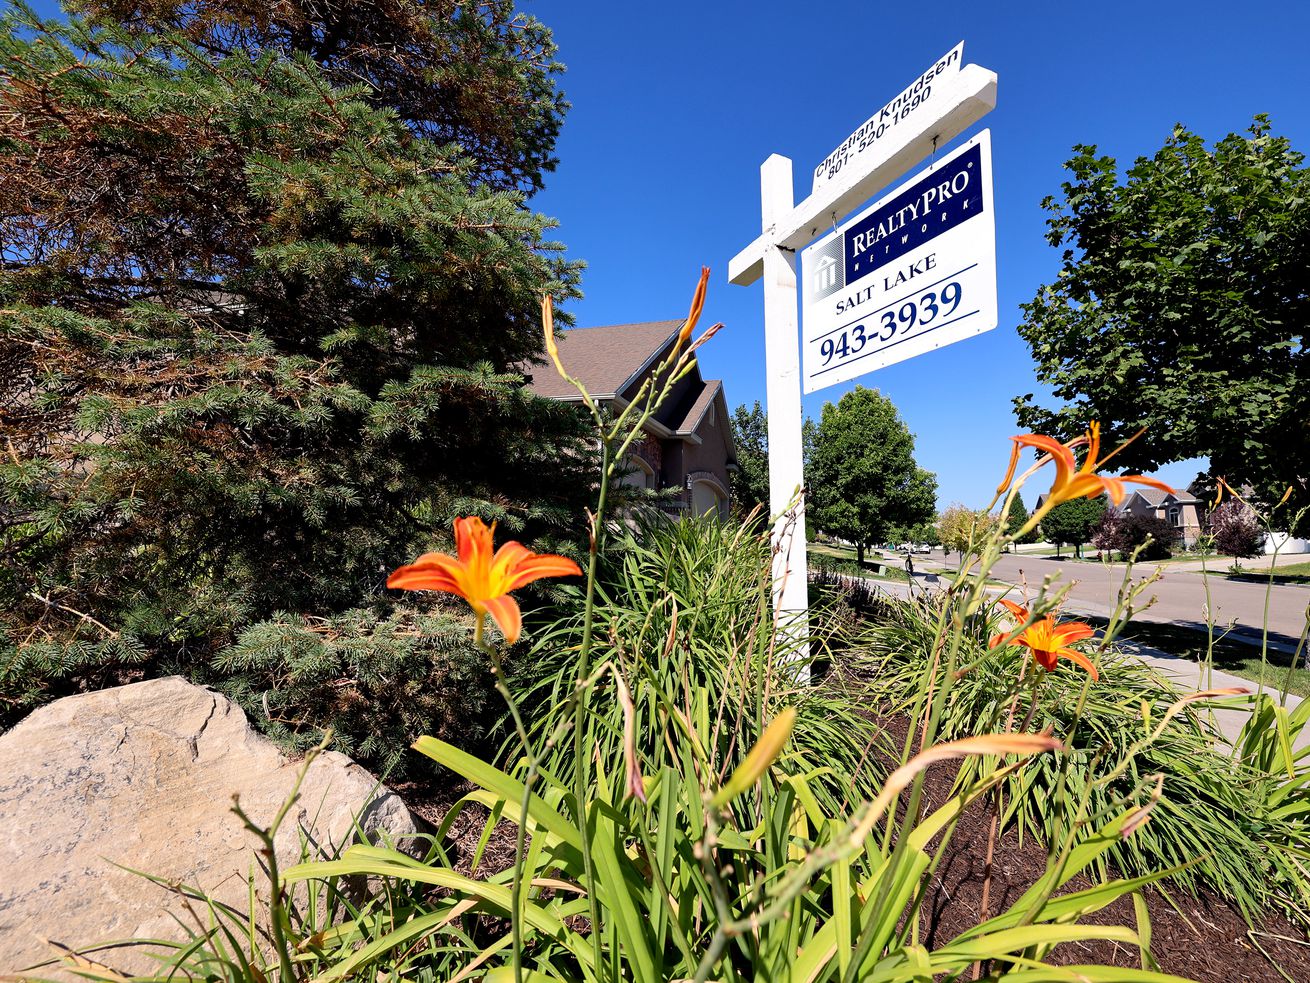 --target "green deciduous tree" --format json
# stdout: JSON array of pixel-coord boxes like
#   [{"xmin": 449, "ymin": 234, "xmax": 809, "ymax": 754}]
[
  {"xmin": 937, "ymin": 504, "xmax": 995, "ymax": 558},
  {"xmin": 808, "ymin": 387, "xmax": 936, "ymax": 564},
  {"xmin": 0, "ymin": 3, "xmax": 589, "ymax": 764},
  {"xmin": 728, "ymin": 401, "xmax": 769, "ymax": 518},
  {"xmin": 888, "ymin": 521, "xmax": 940, "ymax": 547},
  {"xmin": 1041, "ymin": 498, "xmax": 1106, "ymax": 557},
  {"xmin": 1015, "ymin": 117, "xmax": 1309, "ymax": 520}
]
